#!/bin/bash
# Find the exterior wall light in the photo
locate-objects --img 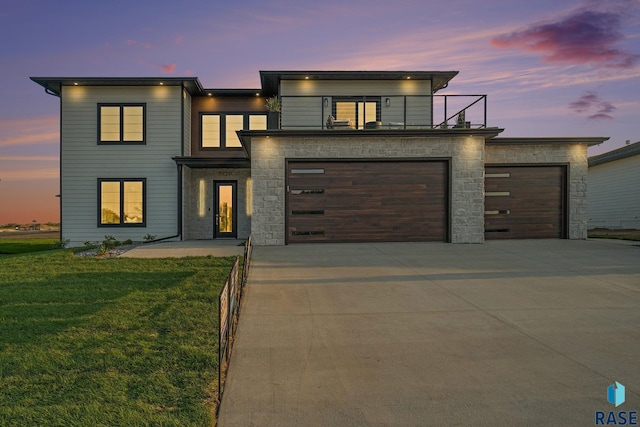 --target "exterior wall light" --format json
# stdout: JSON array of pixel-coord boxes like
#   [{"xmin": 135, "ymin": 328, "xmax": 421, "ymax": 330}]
[
  {"xmin": 324, "ymin": 97, "xmax": 329, "ymax": 107},
  {"xmin": 385, "ymin": 98, "xmax": 390, "ymax": 107}
]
